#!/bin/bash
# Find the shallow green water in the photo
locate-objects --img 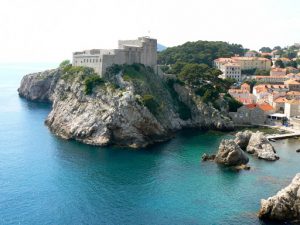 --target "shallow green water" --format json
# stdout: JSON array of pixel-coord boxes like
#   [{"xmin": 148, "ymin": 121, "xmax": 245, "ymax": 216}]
[{"xmin": 0, "ymin": 63, "xmax": 299, "ymax": 224}]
